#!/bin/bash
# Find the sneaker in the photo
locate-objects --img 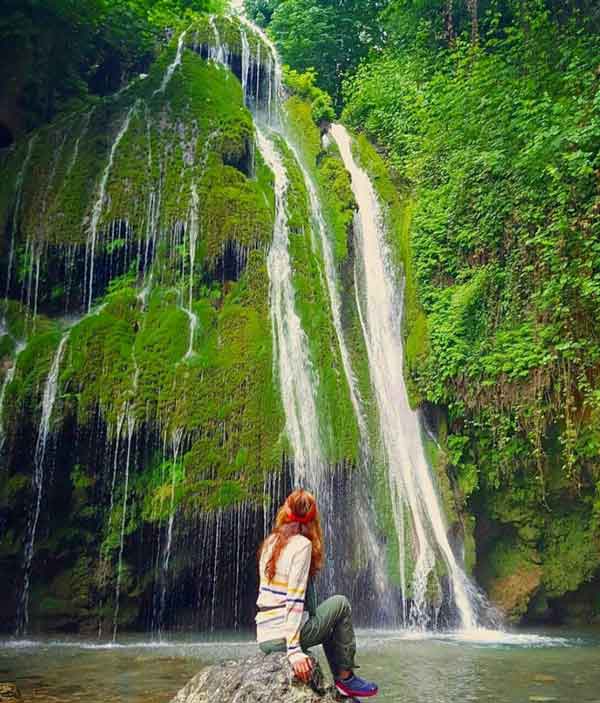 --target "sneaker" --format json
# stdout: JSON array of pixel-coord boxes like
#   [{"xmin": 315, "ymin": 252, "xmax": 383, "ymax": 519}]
[{"xmin": 334, "ymin": 674, "xmax": 378, "ymax": 698}]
